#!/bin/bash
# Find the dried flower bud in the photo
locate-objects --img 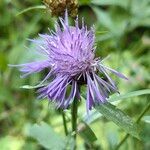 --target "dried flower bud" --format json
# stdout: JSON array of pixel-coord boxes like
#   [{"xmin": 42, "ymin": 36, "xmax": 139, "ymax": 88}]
[{"xmin": 44, "ymin": 0, "xmax": 78, "ymax": 17}]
